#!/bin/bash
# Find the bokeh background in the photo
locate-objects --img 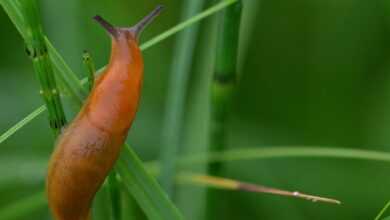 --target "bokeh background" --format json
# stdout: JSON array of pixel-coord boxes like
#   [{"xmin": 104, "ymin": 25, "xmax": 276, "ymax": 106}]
[{"xmin": 1, "ymin": 0, "xmax": 390, "ymax": 219}]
